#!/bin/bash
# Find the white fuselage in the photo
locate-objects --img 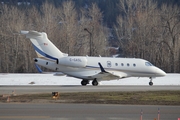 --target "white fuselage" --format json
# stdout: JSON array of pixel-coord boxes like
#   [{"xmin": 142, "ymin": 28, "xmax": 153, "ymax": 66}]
[
  {"xmin": 35, "ymin": 56, "xmax": 166, "ymax": 81},
  {"xmin": 21, "ymin": 30, "xmax": 166, "ymax": 86}
]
